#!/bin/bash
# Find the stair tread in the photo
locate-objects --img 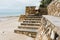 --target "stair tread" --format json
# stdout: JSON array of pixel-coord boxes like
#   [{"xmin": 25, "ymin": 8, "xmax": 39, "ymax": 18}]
[
  {"xmin": 21, "ymin": 23, "xmax": 40, "ymax": 24},
  {"xmin": 15, "ymin": 28, "xmax": 38, "ymax": 32},
  {"xmin": 18, "ymin": 26, "xmax": 40, "ymax": 28}
]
